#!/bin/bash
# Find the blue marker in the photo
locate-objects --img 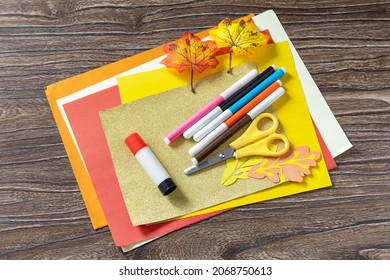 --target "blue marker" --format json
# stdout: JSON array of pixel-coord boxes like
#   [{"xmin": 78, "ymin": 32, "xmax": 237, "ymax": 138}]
[{"xmin": 193, "ymin": 67, "xmax": 286, "ymax": 142}]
